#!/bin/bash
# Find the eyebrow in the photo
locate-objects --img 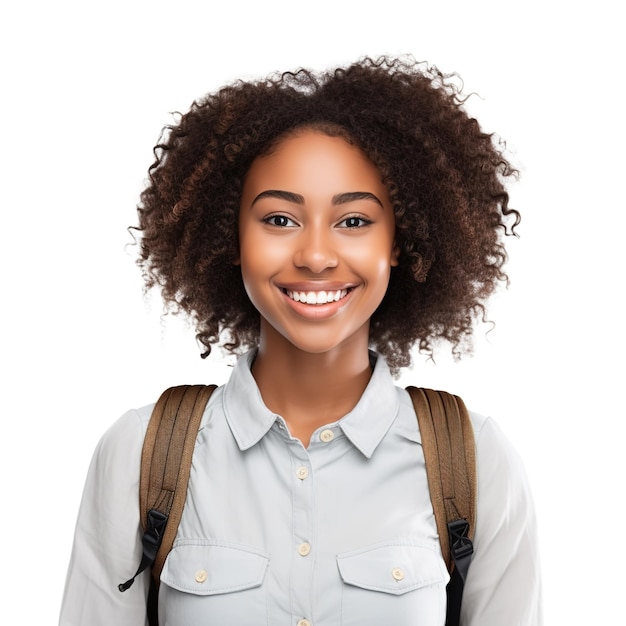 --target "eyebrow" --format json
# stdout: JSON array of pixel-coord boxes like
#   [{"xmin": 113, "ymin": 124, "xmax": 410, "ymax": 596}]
[
  {"xmin": 251, "ymin": 190, "xmax": 305, "ymax": 205},
  {"xmin": 251, "ymin": 190, "xmax": 383, "ymax": 207},
  {"xmin": 332, "ymin": 191, "xmax": 383, "ymax": 207}
]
